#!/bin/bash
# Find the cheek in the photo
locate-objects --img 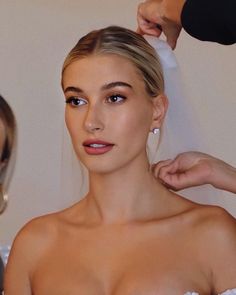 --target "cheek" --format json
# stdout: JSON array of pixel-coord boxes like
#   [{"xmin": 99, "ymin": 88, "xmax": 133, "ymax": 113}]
[
  {"xmin": 65, "ymin": 109, "xmax": 82, "ymax": 143},
  {"xmin": 112, "ymin": 104, "xmax": 152, "ymax": 143}
]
